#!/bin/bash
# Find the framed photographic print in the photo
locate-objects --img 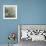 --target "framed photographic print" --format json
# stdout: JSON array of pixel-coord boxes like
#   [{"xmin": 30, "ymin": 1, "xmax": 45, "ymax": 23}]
[
  {"xmin": 18, "ymin": 24, "xmax": 46, "ymax": 42},
  {"xmin": 3, "ymin": 5, "xmax": 17, "ymax": 19}
]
